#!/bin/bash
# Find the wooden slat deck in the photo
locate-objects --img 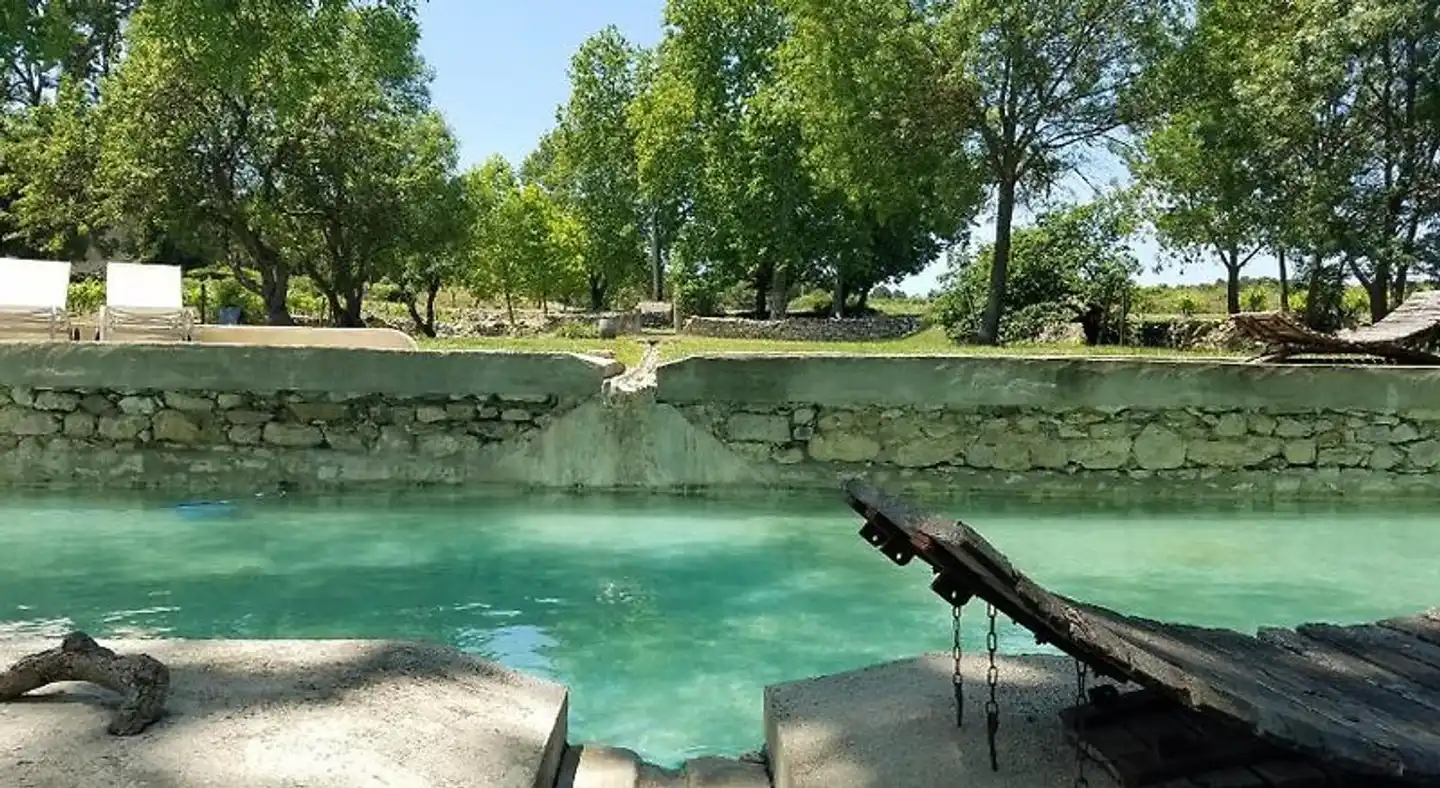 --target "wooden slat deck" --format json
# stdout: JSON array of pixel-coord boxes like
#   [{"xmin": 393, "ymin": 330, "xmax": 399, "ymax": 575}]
[
  {"xmin": 1233, "ymin": 292, "xmax": 1440, "ymax": 365},
  {"xmin": 844, "ymin": 481, "xmax": 1440, "ymax": 785}
]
